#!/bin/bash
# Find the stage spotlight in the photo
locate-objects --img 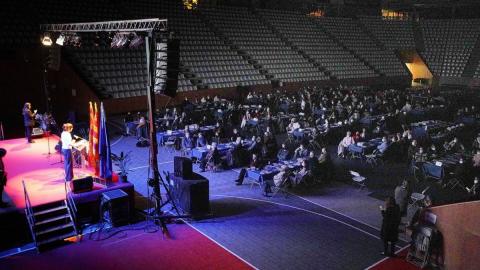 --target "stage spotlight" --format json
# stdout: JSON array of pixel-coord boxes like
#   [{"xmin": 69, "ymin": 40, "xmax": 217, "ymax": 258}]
[
  {"xmin": 56, "ymin": 34, "xmax": 65, "ymax": 46},
  {"xmin": 41, "ymin": 33, "xmax": 53, "ymax": 46},
  {"xmin": 129, "ymin": 33, "xmax": 144, "ymax": 48},
  {"xmin": 111, "ymin": 32, "xmax": 128, "ymax": 48},
  {"xmin": 70, "ymin": 34, "xmax": 82, "ymax": 47}
]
